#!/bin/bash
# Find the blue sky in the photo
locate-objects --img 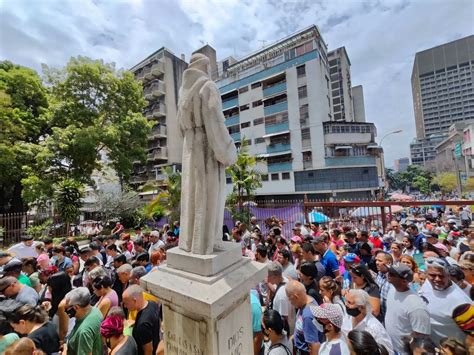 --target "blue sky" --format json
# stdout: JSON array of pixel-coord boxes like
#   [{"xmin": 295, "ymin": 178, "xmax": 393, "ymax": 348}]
[{"xmin": 1, "ymin": 0, "xmax": 473, "ymax": 166}]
